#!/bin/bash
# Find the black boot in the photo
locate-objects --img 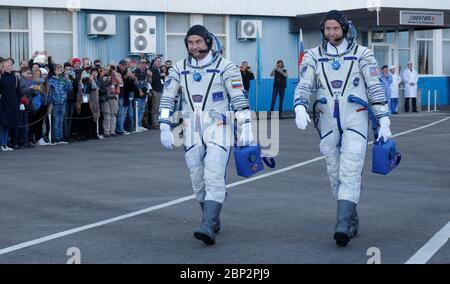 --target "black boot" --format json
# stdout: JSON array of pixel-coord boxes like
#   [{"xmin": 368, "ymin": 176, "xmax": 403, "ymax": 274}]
[
  {"xmin": 334, "ymin": 200, "xmax": 357, "ymax": 247},
  {"xmin": 194, "ymin": 200, "xmax": 222, "ymax": 245},
  {"xmin": 350, "ymin": 207, "xmax": 359, "ymax": 239},
  {"xmin": 200, "ymin": 202, "xmax": 220, "ymax": 233}
]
